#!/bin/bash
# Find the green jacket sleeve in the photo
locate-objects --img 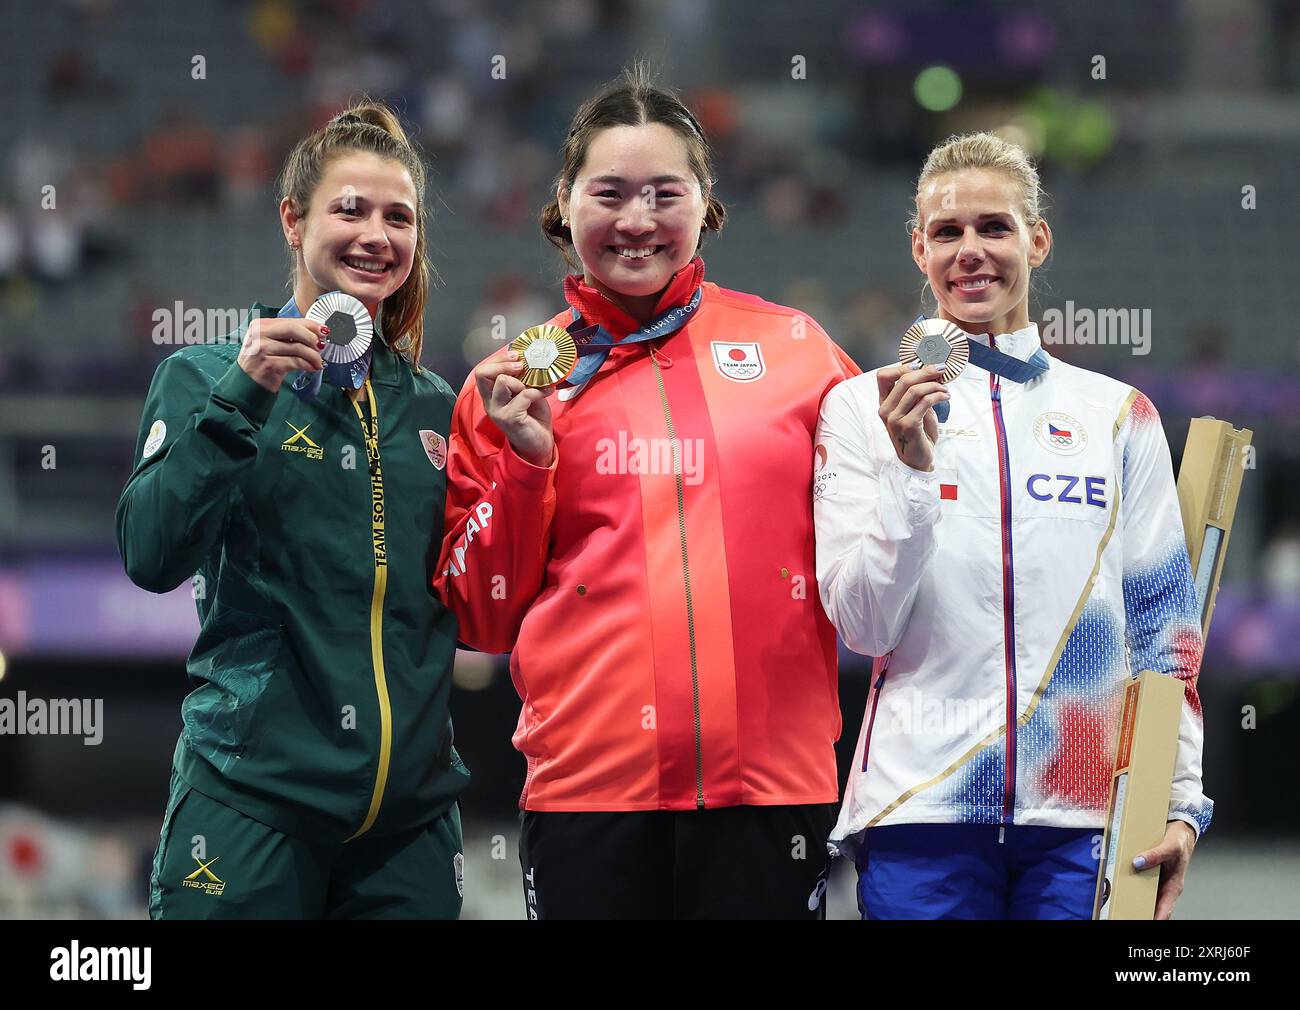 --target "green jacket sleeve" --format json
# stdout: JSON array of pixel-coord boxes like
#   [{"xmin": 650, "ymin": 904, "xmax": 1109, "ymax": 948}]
[{"xmin": 115, "ymin": 351, "xmax": 278, "ymax": 593}]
